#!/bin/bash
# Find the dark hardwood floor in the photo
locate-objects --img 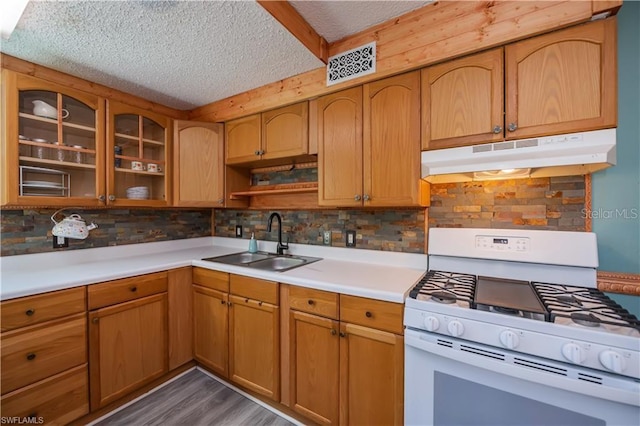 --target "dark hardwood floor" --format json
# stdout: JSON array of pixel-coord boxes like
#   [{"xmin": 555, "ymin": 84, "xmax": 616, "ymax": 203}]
[{"xmin": 94, "ymin": 369, "xmax": 296, "ymax": 426}]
